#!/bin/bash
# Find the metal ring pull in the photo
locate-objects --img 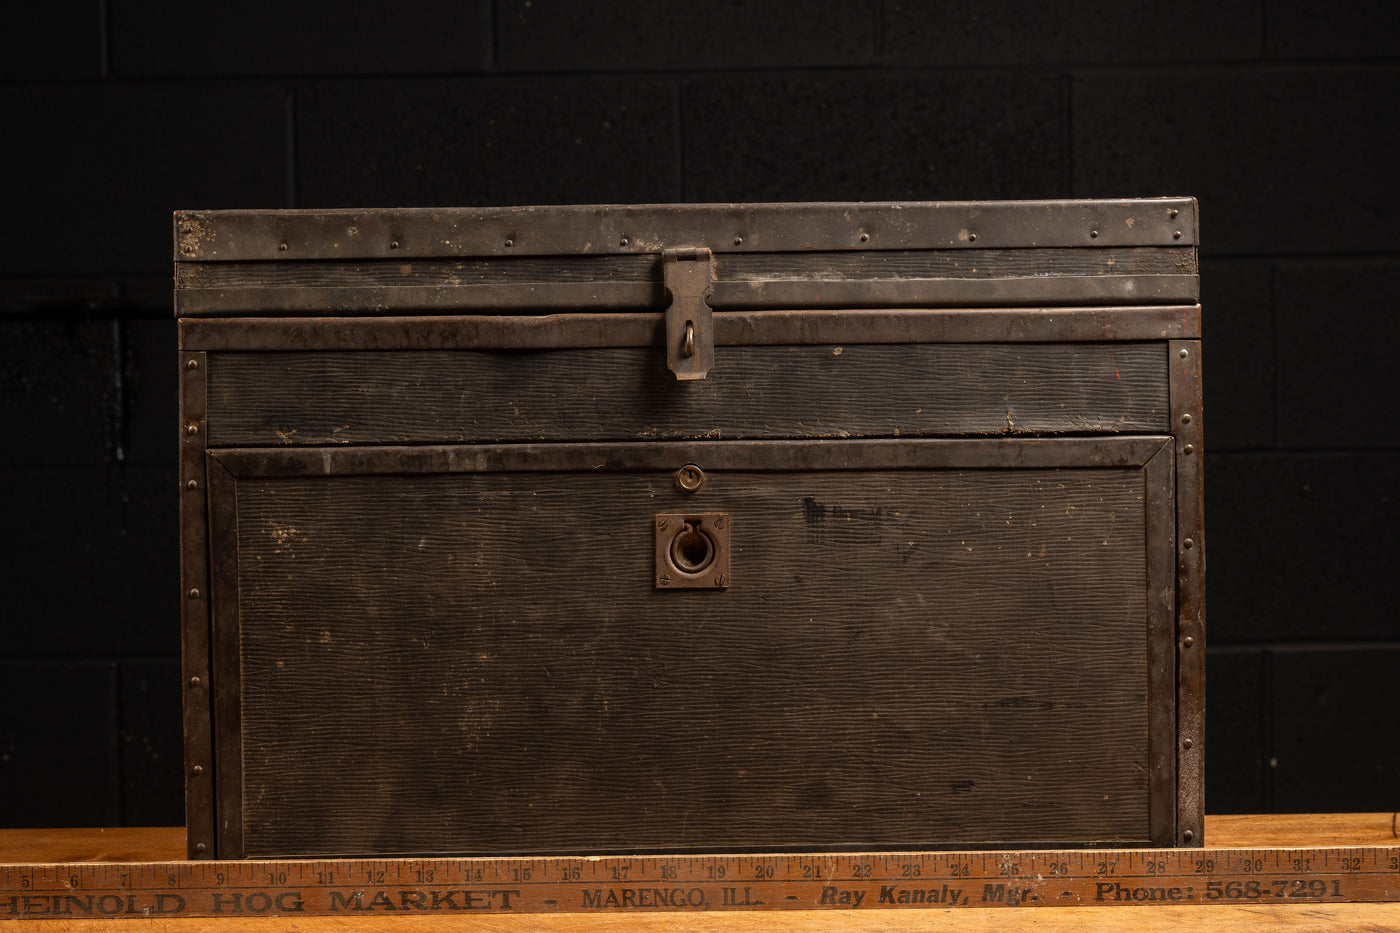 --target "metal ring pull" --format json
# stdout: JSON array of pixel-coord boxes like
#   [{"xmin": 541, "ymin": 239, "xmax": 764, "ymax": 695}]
[{"xmin": 683, "ymin": 322, "xmax": 695, "ymax": 358}]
